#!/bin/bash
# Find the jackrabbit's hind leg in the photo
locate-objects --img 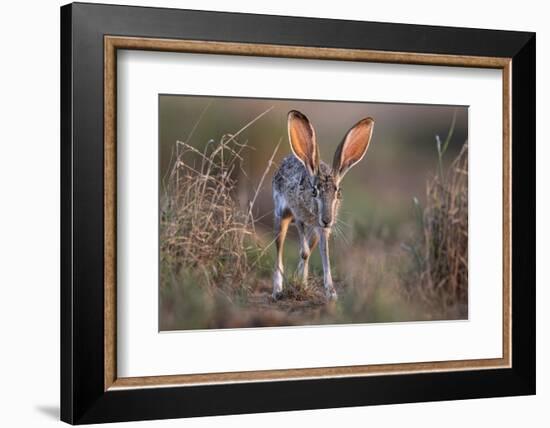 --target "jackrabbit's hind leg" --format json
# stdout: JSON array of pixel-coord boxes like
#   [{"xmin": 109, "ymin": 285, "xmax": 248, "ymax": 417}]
[{"xmin": 273, "ymin": 213, "xmax": 291, "ymax": 300}]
